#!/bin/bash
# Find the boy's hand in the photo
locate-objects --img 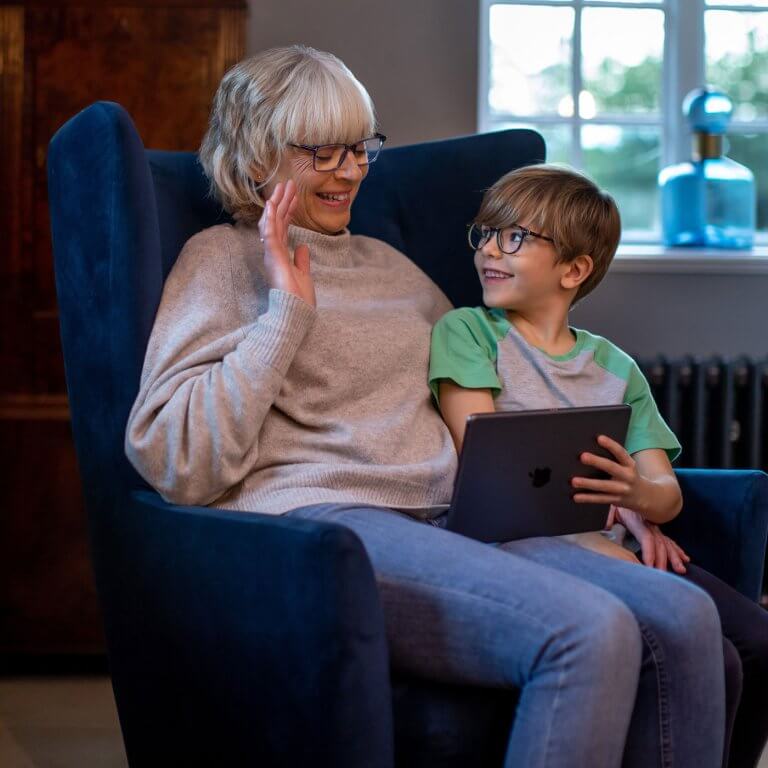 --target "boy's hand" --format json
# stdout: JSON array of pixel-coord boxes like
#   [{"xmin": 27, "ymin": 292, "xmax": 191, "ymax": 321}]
[
  {"xmin": 607, "ymin": 505, "xmax": 690, "ymax": 574},
  {"xmin": 571, "ymin": 435, "xmax": 652, "ymax": 514}
]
